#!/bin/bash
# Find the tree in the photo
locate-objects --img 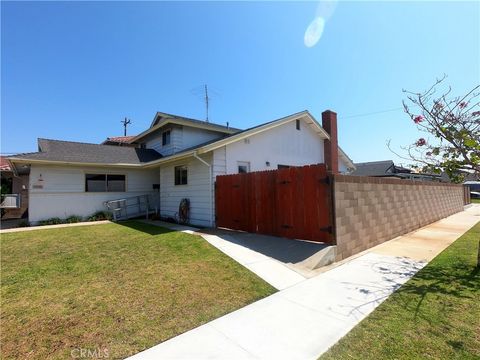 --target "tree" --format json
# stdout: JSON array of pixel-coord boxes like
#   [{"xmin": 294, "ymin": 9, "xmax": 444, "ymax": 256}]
[{"xmin": 391, "ymin": 75, "xmax": 480, "ymax": 183}]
